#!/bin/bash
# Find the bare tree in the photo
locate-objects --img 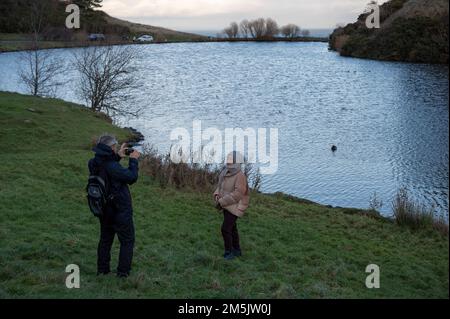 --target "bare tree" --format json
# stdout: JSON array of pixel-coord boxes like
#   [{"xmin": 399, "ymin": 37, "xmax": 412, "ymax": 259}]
[
  {"xmin": 281, "ymin": 24, "xmax": 301, "ymax": 38},
  {"xmin": 246, "ymin": 18, "xmax": 279, "ymax": 39},
  {"xmin": 74, "ymin": 45, "xmax": 141, "ymax": 116},
  {"xmin": 281, "ymin": 25, "xmax": 290, "ymax": 38},
  {"xmin": 18, "ymin": 0, "xmax": 64, "ymax": 96},
  {"xmin": 301, "ymin": 29, "xmax": 311, "ymax": 37},
  {"xmin": 249, "ymin": 18, "xmax": 266, "ymax": 39},
  {"xmin": 264, "ymin": 18, "xmax": 279, "ymax": 38},
  {"xmin": 223, "ymin": 22, "xmax": 239, "ymax": 39},
  {"xmin": 239, "ymin": 19, "xmax": 251, "ymax": 38},
  {"xmin": 27, "ymin": 0, "xmax": 48, "ymax": 45},
  {"xmin": 223, "ymin": 27, "xmax": 233, "ymax": 39},
  {"xmin": 243, "ymin": 163, "xmax": 262, "ymax": 192},
  {"xmin": 230, "ymin": 22, "xmax": 239, "ymax": 38},
  {"xmin": 19, "ymin": 50, "xmax": 65, "ymax": 96}
]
